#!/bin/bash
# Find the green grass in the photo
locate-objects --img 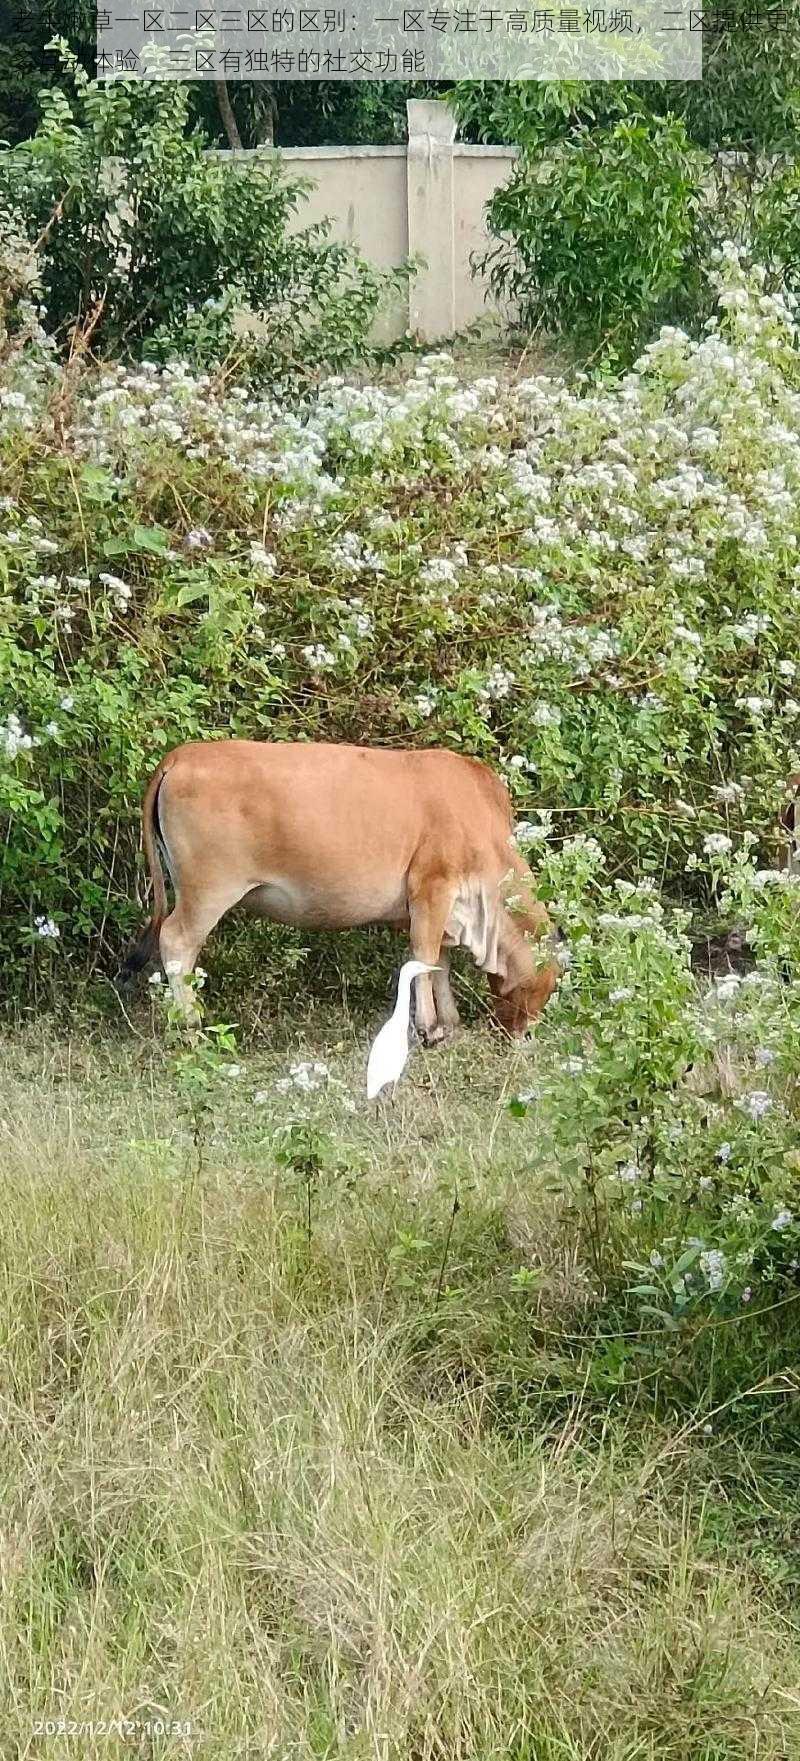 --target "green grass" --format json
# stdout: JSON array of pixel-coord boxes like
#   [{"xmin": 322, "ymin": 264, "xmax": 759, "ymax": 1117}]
[{"xmin": 2, "ymin": 1020, "xmax": 800, "ymax": 1759}]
